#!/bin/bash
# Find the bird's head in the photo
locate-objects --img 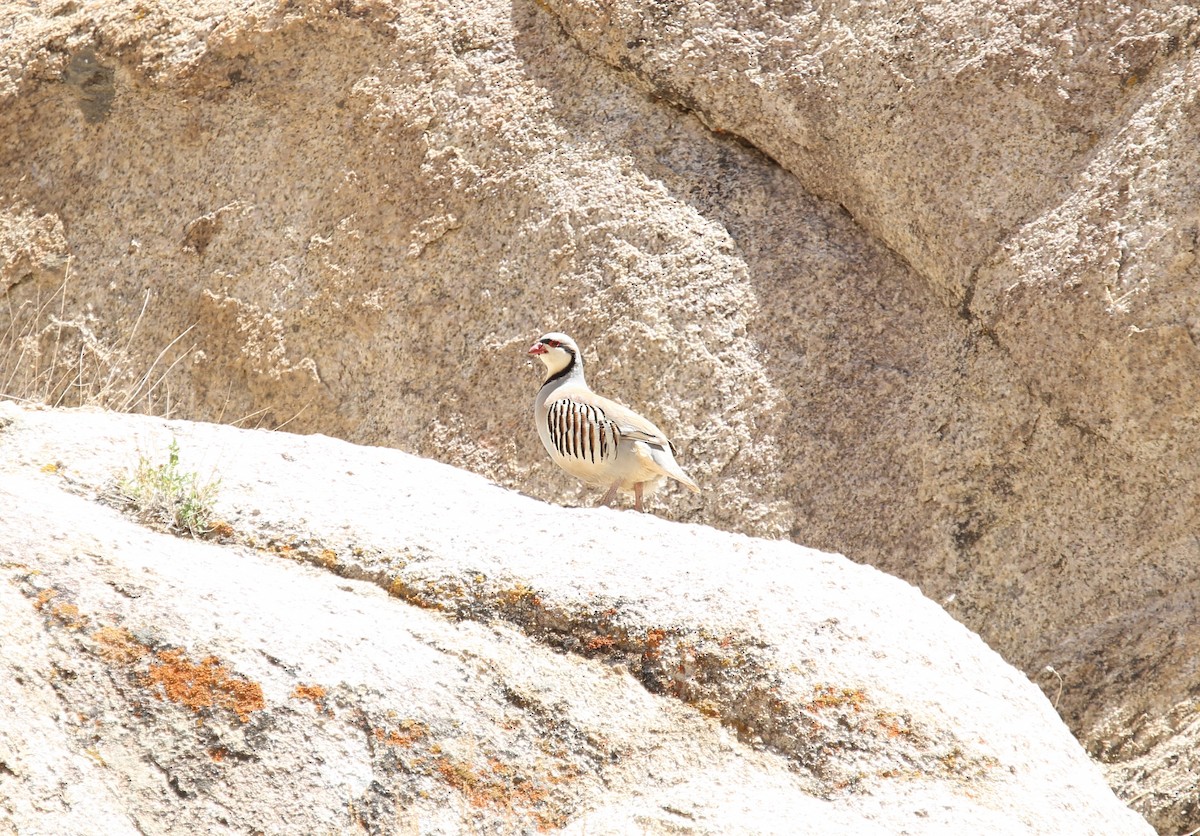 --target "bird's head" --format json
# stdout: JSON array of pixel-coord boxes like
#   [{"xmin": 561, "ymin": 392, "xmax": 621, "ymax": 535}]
[{"xmin": 528, "ymin": 332, "xmax": 580, "ymax": 378}]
